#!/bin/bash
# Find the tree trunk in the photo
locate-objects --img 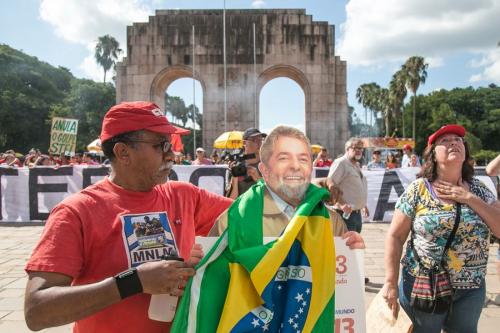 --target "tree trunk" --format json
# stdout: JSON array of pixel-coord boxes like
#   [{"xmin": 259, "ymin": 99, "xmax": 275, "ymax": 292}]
[
  {"xmin": 402, "ymin": 109, "xmax": 406, "ymax": 138},
  {"xmin": 385, "ymin": 111, "xmax": 390, "ymax": 137},
  {"xmin": 412, "ymin": 92, "xmax": 416, "ymax": 141},
  {"xmin": 103, "ymin": 70, "xmax": 107, "ymax": 84},
  {"xmin": 370, "ymin": 109, "xmax": 374, "ymax": 137}
]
